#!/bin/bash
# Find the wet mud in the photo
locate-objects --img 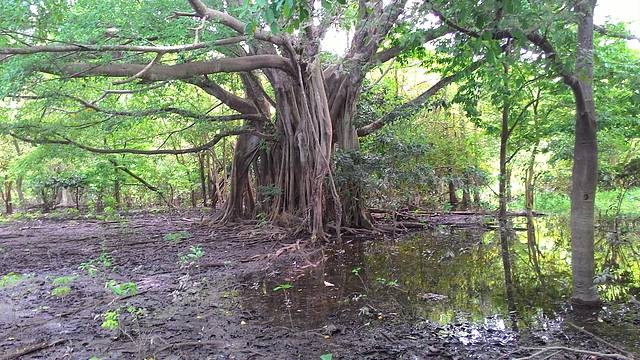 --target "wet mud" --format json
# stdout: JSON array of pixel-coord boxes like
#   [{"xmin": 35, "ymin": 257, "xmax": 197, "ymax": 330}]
[{"xmin": 1, "ymin": 211, "xmax": 638, "ymax": 359}]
